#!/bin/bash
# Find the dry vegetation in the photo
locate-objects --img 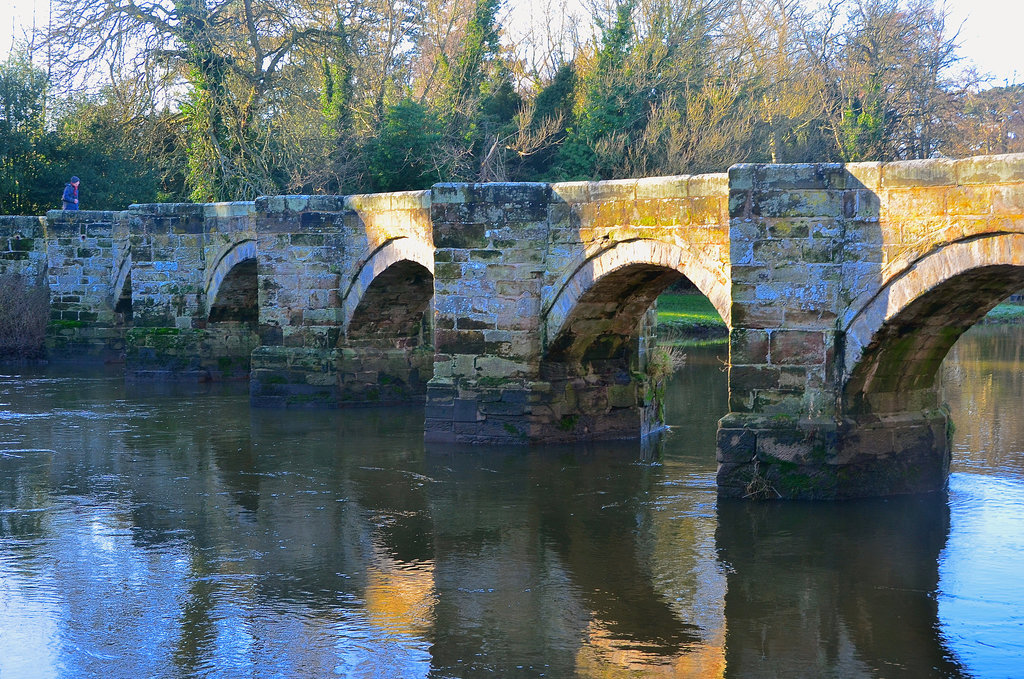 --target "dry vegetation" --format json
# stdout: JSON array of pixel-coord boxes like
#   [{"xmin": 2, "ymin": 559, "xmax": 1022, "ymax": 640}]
[{"xmin": 0, "ymin": 275, "xmax": 49, "ymax": 359}]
